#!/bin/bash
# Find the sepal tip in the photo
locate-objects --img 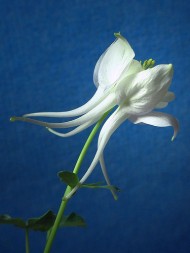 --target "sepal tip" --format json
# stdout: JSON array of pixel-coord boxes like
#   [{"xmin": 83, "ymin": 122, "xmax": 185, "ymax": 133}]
[
  {"xmin": 114, "ymin": 32, "xmax": 124, "ymax": 40},
  {"xmin": 10, "ymin": 116, "xmax": 16, "ymax": 122}
]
